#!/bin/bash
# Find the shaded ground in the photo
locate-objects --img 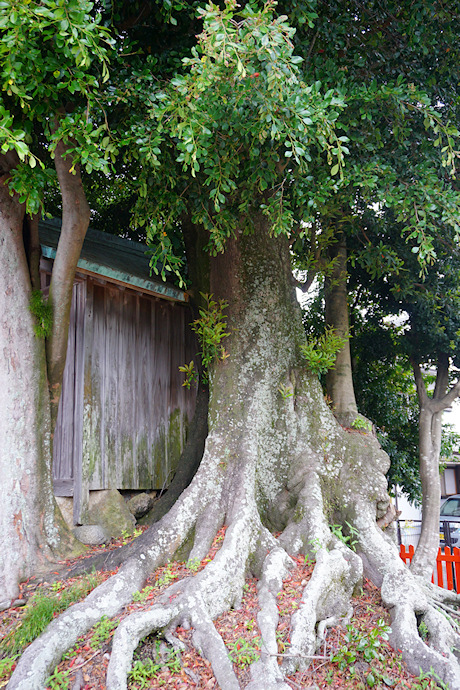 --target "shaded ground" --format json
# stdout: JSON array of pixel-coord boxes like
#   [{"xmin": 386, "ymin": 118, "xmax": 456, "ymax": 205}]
[{"xmin": 0, "ymin": 528, "xmax": 444, "ymax": 689}]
